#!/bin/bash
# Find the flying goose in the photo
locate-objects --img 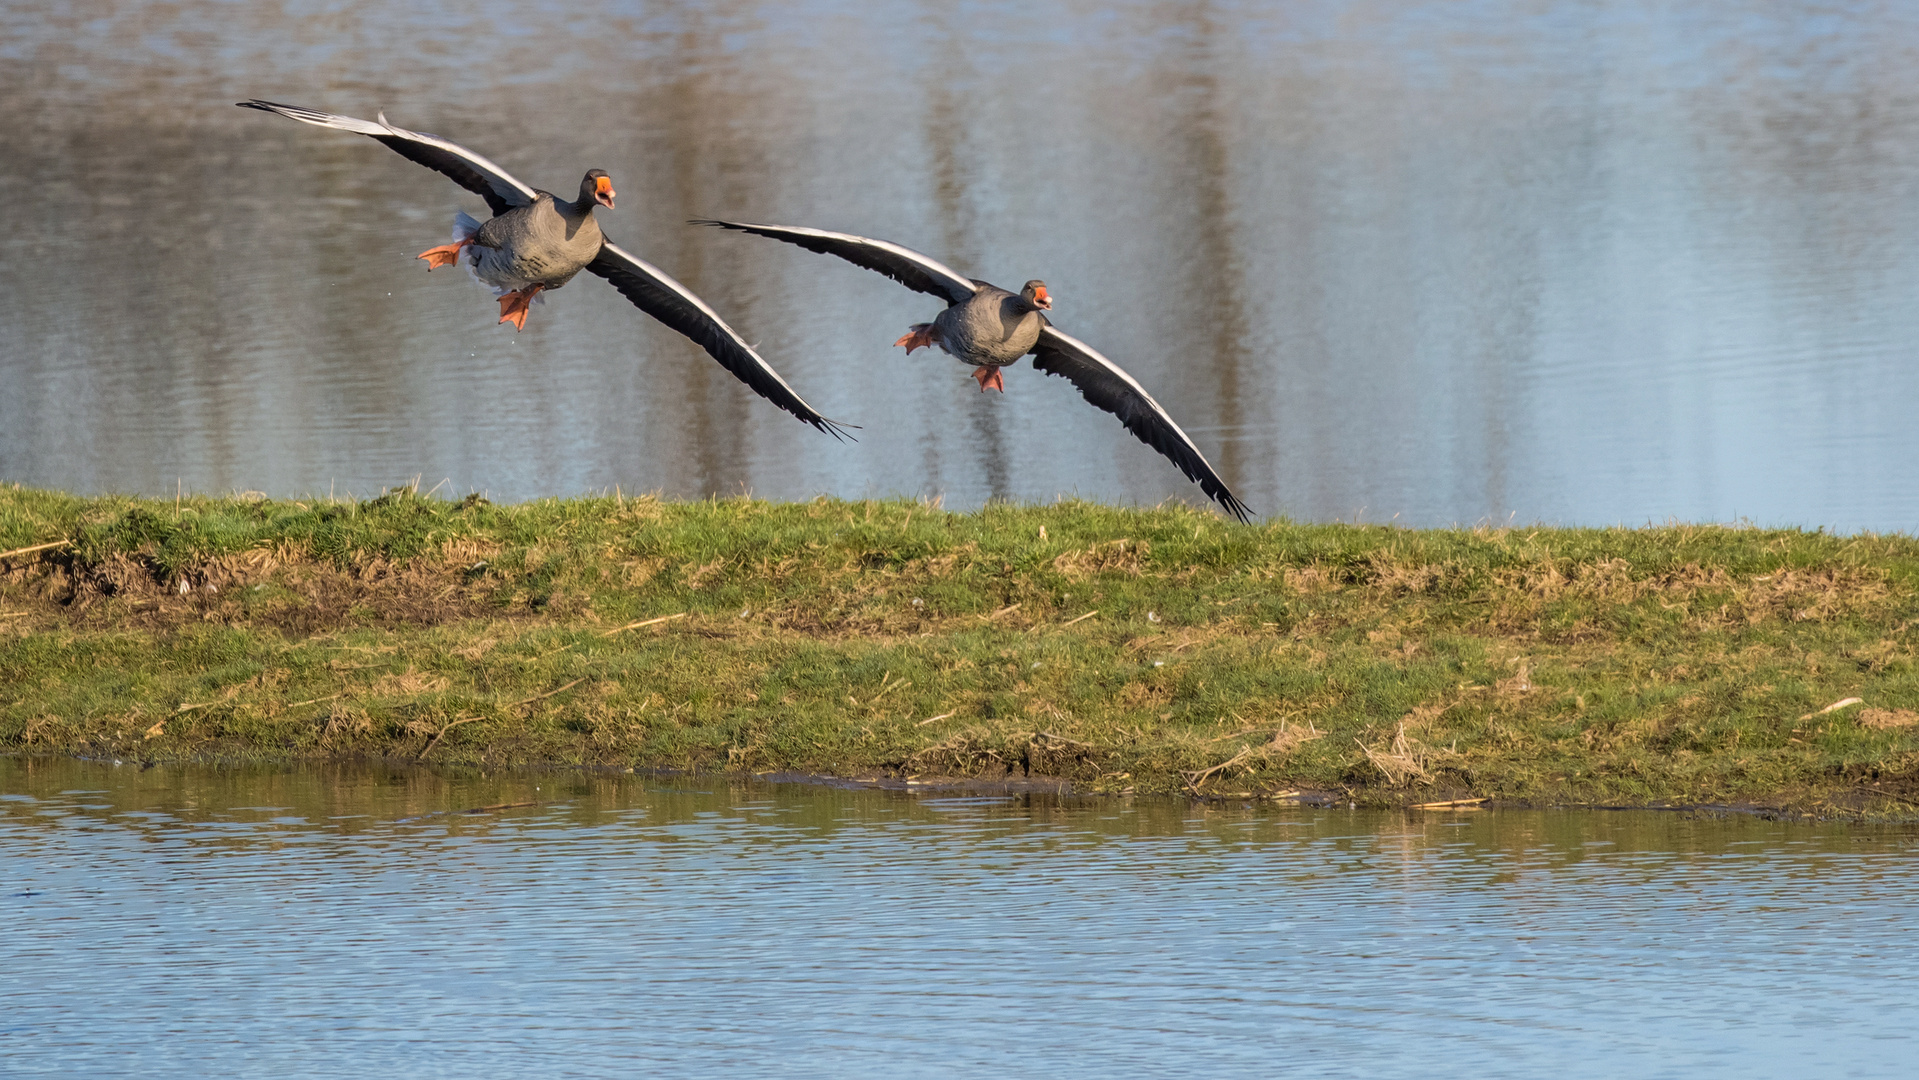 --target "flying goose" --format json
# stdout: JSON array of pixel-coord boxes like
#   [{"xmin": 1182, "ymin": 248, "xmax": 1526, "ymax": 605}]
[
  {"xmin": 695, "ymin": 220, "xmax": 1250, "ymax": 521},
  {"xmin": 237, "ymin": 100, "xmax": 848, "ymax": 437}
]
